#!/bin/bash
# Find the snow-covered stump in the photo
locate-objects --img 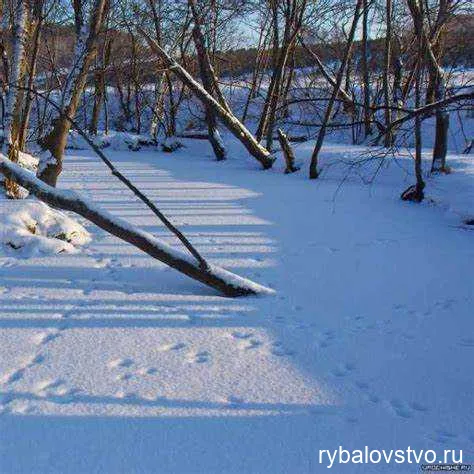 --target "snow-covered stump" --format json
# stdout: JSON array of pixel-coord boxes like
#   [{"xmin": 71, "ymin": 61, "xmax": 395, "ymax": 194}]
[{"xmin": 0, "ymin": 155, "xmax": 274, "ymax": 297}]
